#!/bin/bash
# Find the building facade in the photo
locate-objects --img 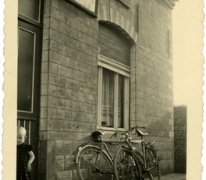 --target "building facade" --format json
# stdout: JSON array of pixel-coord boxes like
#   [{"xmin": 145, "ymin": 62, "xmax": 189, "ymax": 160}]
[{"xmin": 17, "ymin": 0, "xmax": 176, "ymax": 179}]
